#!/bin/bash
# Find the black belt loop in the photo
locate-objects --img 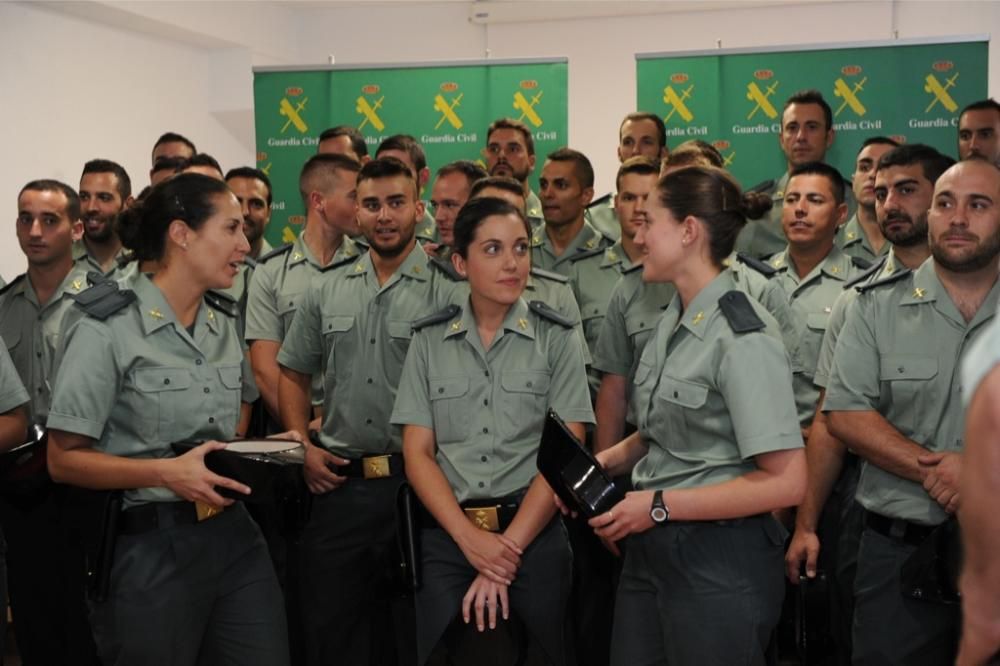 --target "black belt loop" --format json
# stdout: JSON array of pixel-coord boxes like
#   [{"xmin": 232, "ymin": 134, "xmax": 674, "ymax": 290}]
[{"xmin": 865, "ymin": 510, "xmax": 936, "ymax": 547}]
